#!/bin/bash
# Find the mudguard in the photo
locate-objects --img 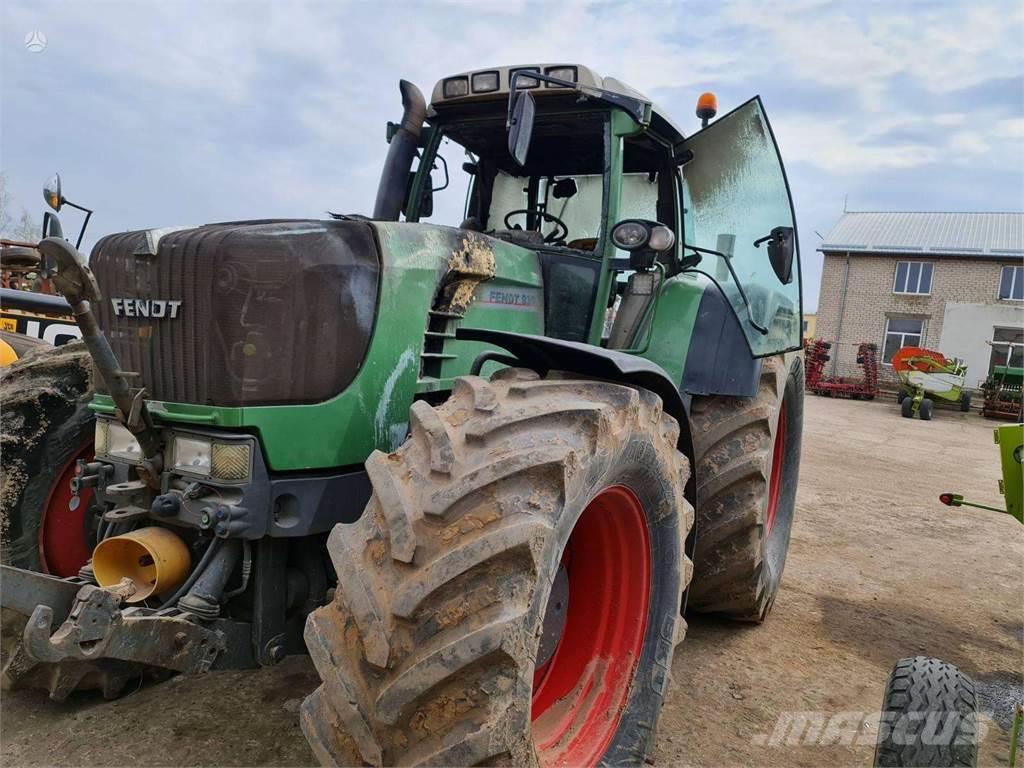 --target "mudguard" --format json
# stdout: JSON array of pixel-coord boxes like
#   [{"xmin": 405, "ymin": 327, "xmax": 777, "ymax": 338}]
[{"xmin": 455, "ymin": 328, "xmax": 695, "ymax": 499}]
